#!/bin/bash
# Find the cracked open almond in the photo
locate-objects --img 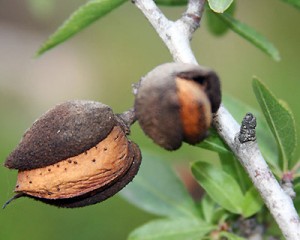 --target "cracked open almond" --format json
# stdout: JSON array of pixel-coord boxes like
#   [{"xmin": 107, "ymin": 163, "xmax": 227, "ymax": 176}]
[
  {"xmin": 134, "ymin": 63, "xmax": 221, "ymax": 150},
  {"xmin": 4, "ymin": 100, "xmax": 141, "ymax": 208}
]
